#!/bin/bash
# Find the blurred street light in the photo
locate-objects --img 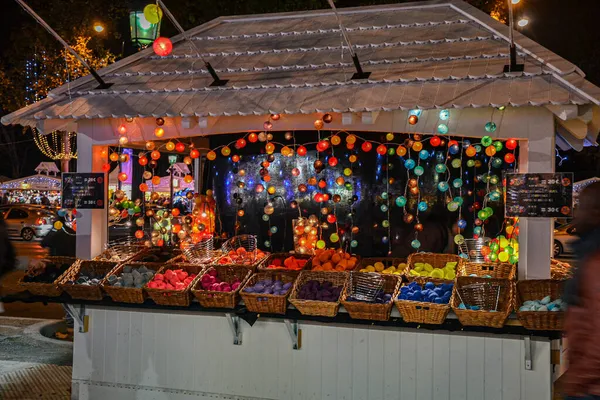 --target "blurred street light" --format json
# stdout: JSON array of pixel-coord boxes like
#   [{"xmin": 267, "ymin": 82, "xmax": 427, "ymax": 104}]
[{"xmin": 93, "ymin": 23, "xmax": 105, "ymax": 33}]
